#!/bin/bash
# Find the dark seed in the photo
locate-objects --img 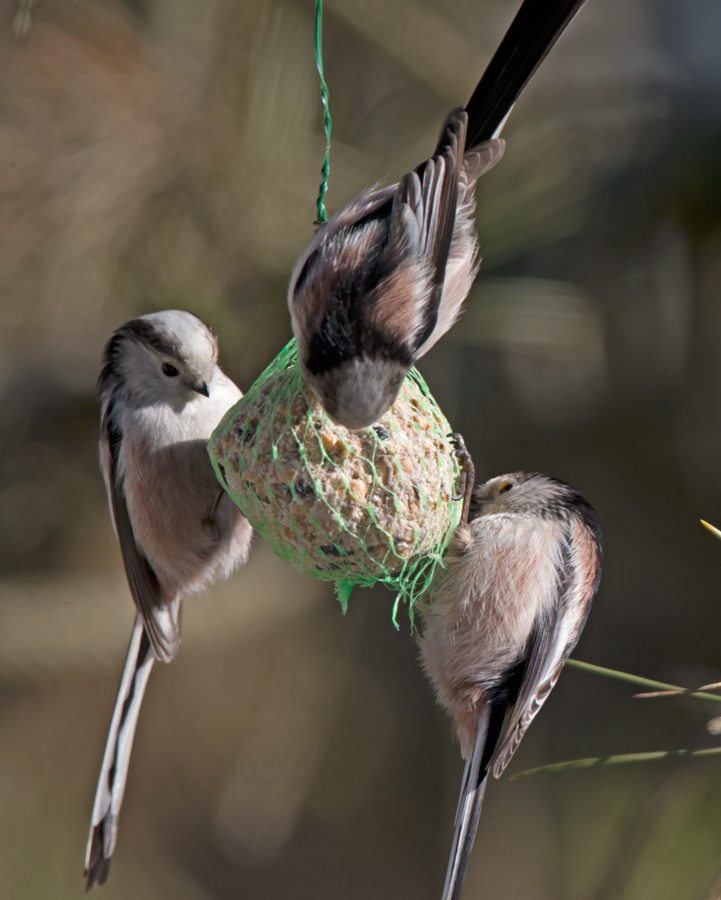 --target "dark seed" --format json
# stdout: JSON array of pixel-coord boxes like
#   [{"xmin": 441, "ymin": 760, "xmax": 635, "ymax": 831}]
[
  {"xmin": 320, "ymin": 544, "xmax": 342, "ymax": 557},
  {"xmin": 293, "ymin": 477, "xmax": 316, "ymax": 501}
]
